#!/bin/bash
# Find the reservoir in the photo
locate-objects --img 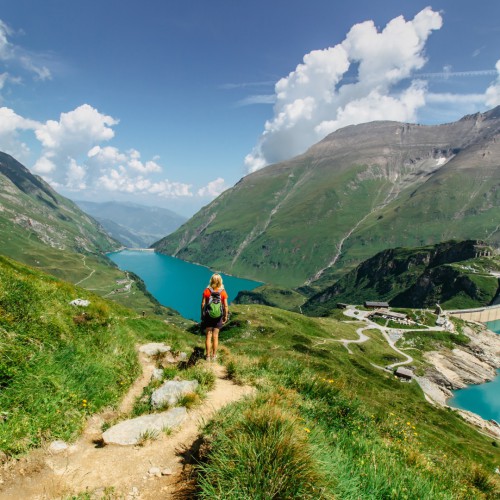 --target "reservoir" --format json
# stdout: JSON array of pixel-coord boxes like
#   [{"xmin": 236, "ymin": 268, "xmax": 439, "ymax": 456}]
[
  {"xmin": 449, "ymin": 321, "xmax": 500, "ymax": 422},
  {"xmin": 108, "ymin": 250, "xmax": 262, "ymax": 321}
]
